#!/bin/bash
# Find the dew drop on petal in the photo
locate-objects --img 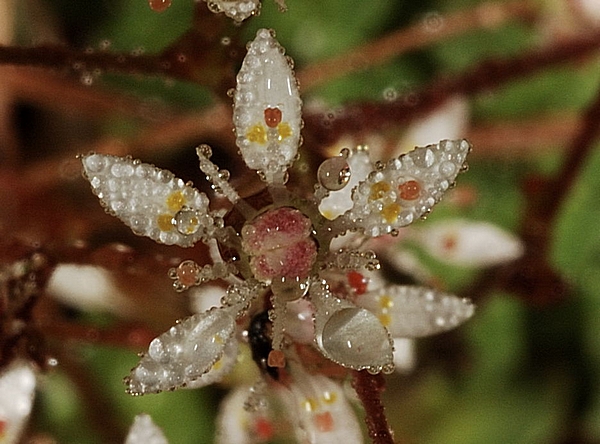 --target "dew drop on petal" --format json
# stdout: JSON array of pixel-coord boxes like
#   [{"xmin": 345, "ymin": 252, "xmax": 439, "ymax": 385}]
[
  {"xmin": 320, "ymin": 307, "xmax": 393, "ymax": 370},
  {"xmin": 318, "ymin": 157, "xmax": 351, "ymax": 191}
]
